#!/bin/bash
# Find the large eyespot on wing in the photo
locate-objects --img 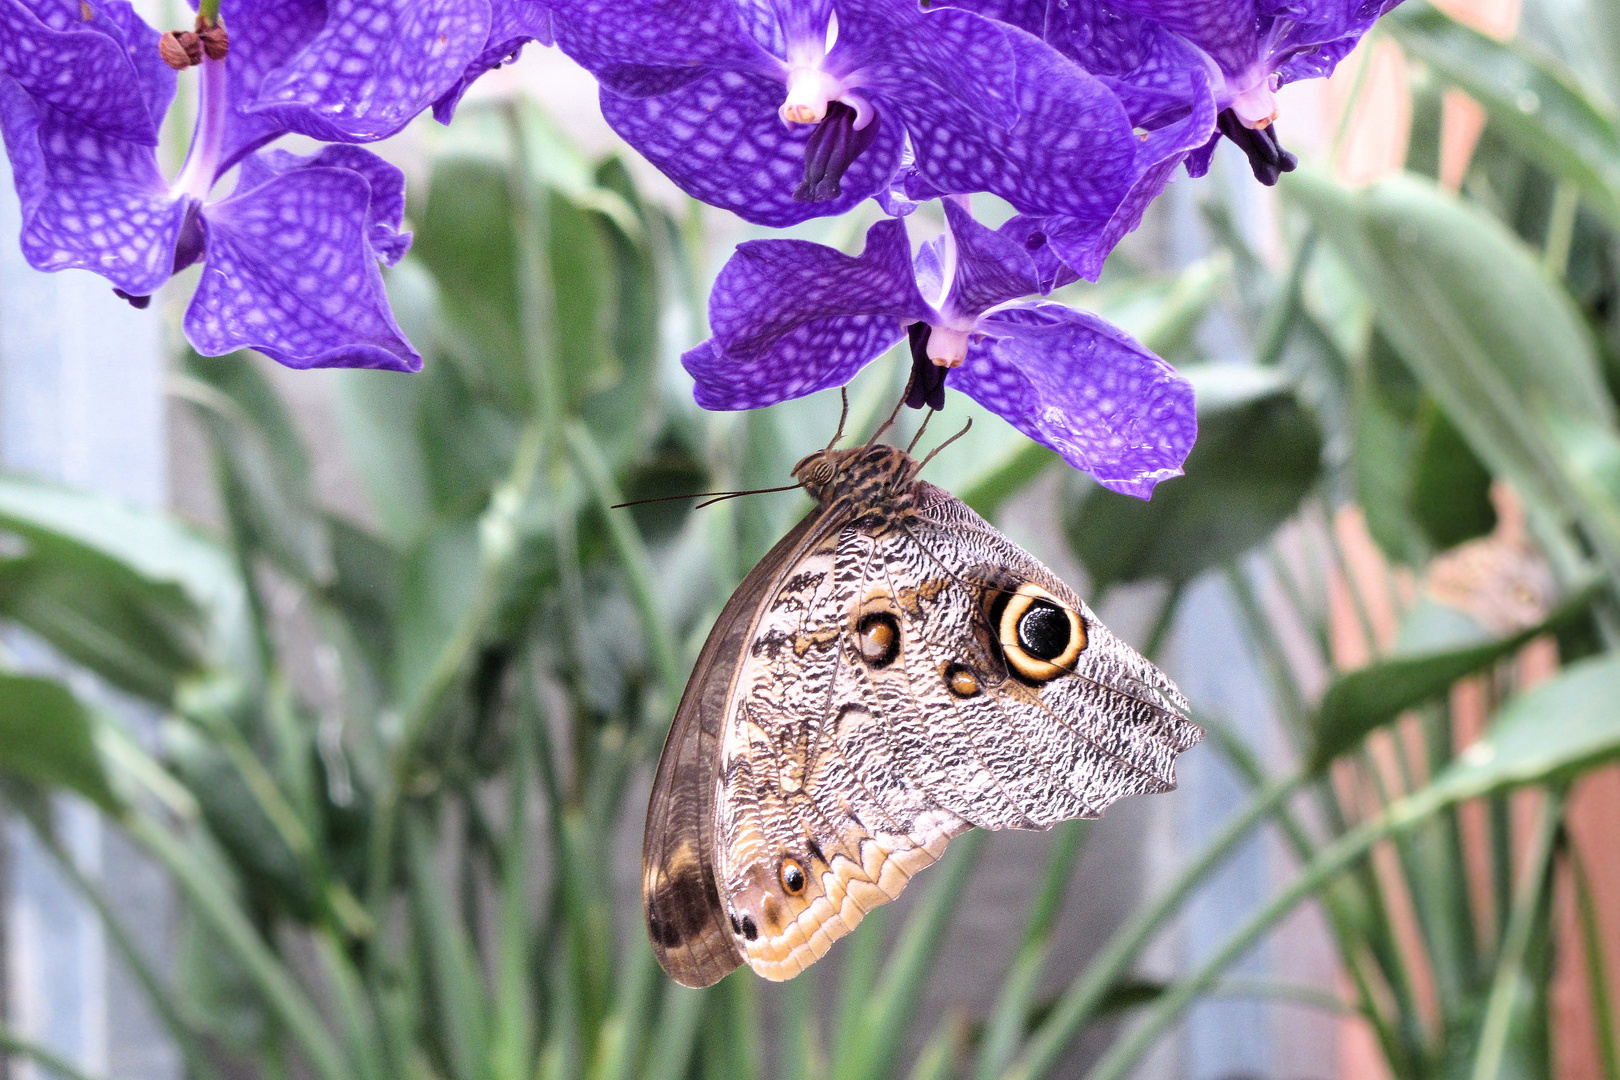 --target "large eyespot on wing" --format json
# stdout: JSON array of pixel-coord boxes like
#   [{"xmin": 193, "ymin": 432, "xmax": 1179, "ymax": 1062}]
[{"xmin": 991, "ymin": 581, "xmax": 1088, "ymax": 683}]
